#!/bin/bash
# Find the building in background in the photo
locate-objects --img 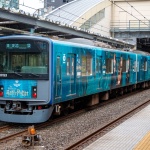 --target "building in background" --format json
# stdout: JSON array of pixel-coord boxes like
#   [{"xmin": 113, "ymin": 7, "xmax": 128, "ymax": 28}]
[
  {"xmin": 19, "ymin": 0, "xmax": 44, "ymax": 14},
  {"xmin": 44, "ymin": 0, "xmax": 74, "ymax": 10},
  {"xmin": 0, "ymin": 0, "xmax": 44, "ymax": 14},
  {"xmin": 0, "ymin": 0, "xmax": 19, "ymax": 9},
  {"xmin": 0, "ymin": 0, "xmax": 74, "ymax": 15}
]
